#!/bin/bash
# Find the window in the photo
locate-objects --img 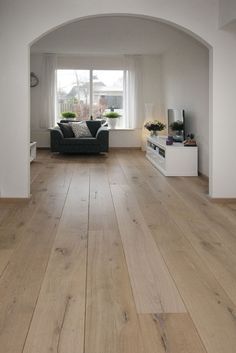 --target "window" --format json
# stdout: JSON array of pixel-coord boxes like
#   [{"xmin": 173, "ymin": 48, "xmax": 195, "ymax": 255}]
[
  {"xmin": 56, "ymin": 69, "xmax": 125, "ymax": 126},
  {"xmin": 57, "ymin": 70, "xmax": 90, "ymax": 121},
  {"xmin": 92, "ymin": 70, "xmax": 124, "ymax": 119}
]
